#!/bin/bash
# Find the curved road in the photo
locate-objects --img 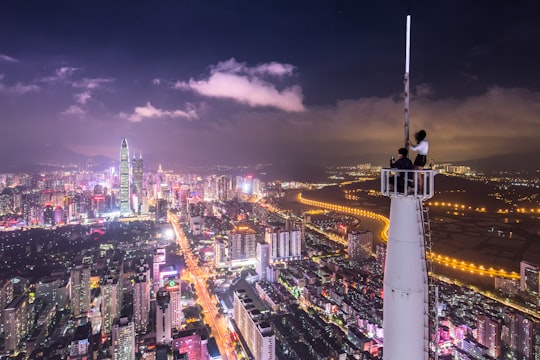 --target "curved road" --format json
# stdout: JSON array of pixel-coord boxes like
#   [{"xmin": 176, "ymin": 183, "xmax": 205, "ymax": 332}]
[{"xmin": 297, "ymin": 192, "xmax": 519, "ymax": 280}]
